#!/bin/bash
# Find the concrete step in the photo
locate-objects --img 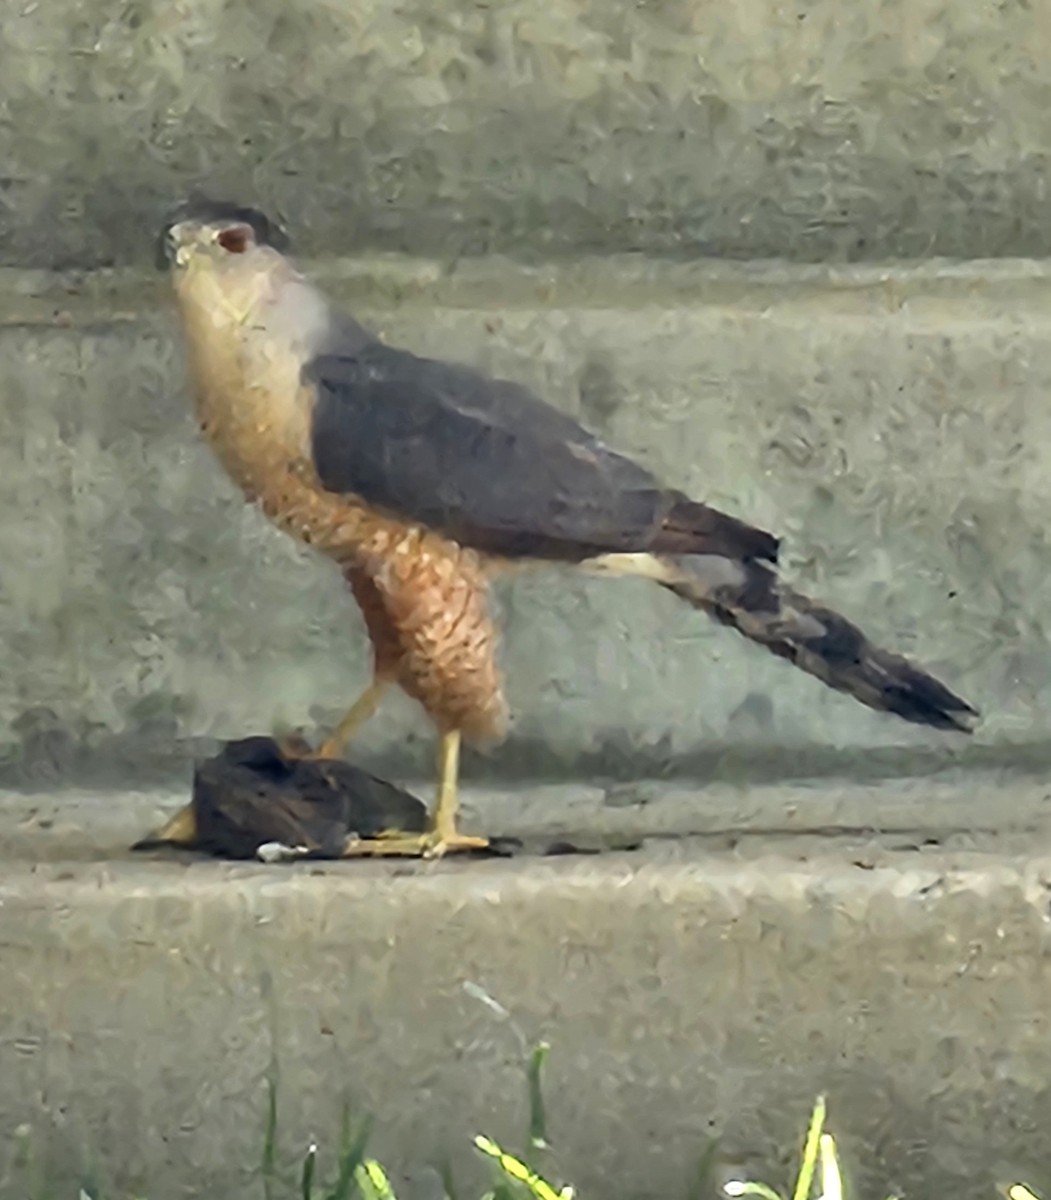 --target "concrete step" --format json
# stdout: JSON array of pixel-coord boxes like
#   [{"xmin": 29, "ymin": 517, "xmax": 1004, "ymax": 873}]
[
  {"xmin": 5, "ymin": 768, "xmax": 1051, "ymax": 862},
  {"xmin": 1, "ymin": 788, "xmax": 1050, "ymax": 1200},
  {"xmin": 2, "ymin": 0, "xmax": 1048, "ymax": 268},
  {"xmin": 3, "ymin": 250, "xmax": 1050, "ymax": 1197},
  {"xmin": 0, "ymin": 255, "xmax": 1045, "ymax": 783}
]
